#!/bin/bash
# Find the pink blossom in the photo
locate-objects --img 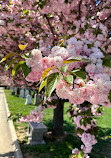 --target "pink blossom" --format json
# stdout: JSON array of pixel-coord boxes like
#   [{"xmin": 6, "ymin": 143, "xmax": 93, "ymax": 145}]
[
  {"xmin": 19, "ymin": 106, "xmax": 45, "ymax": 123},
  {"xmin": 72, "ymin": 148, "xmax": 79, "ymax": 155},
  {"xmin": 81, "ymin": 133, "xmax": 97, "ymax": 153}
]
